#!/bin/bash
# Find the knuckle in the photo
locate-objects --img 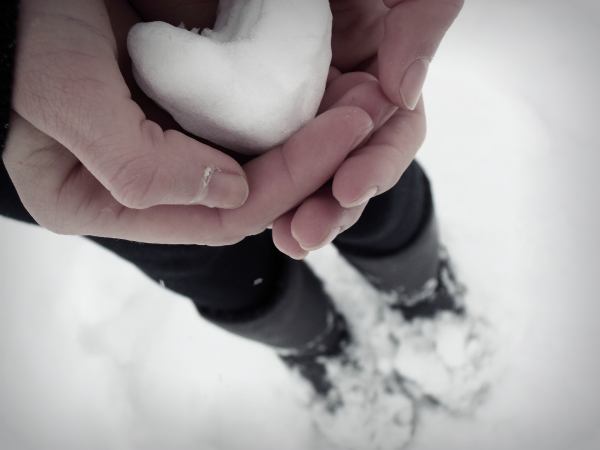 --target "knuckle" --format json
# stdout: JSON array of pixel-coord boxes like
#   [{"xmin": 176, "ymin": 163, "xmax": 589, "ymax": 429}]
[
  {"xmin": 106, "ymin": 155, "xmax": 160, "ymax": 209},
  {"xmin": 3, "ymin": 130, "xmax": 78, "ymax": 236}
]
